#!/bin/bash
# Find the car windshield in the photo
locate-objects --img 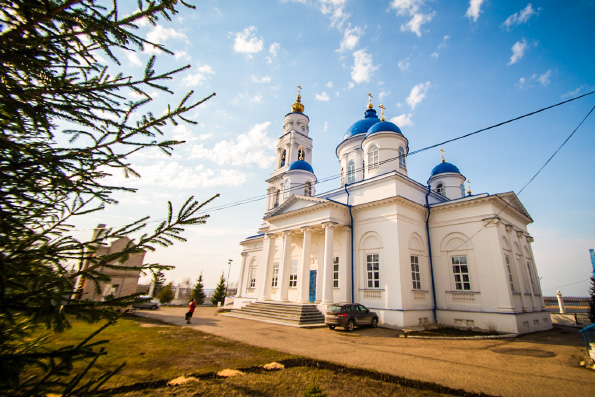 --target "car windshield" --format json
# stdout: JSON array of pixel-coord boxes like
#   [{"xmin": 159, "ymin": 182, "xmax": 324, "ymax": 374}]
[{"xmin": 327, "ymin": 305, "xmax": 343, "ymax": 314}]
